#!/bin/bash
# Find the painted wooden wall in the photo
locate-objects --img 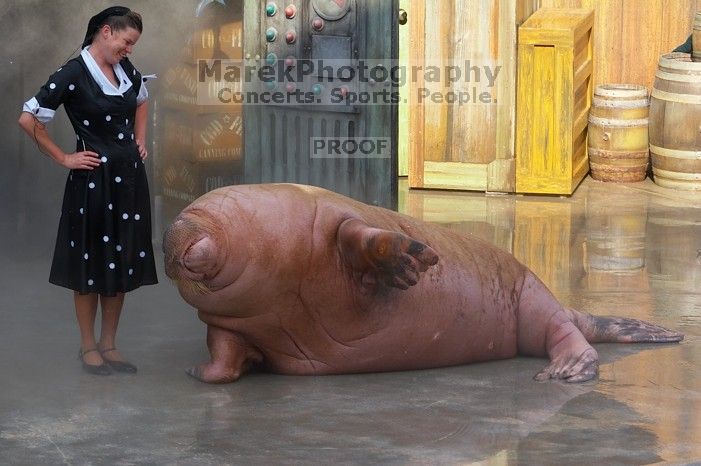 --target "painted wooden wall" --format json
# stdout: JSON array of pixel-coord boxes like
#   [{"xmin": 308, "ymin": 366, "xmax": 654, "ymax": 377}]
[
  {"xmin": 401, "ymin": 0, "xmax": 701, "ymax": 190},
  {"xmin": 538, "ymin": 0, "xmax": 701, "ymax": 88},
  {"xmin": 407, "ymin": 0, "xmax": 540, "ymax": 192}
]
